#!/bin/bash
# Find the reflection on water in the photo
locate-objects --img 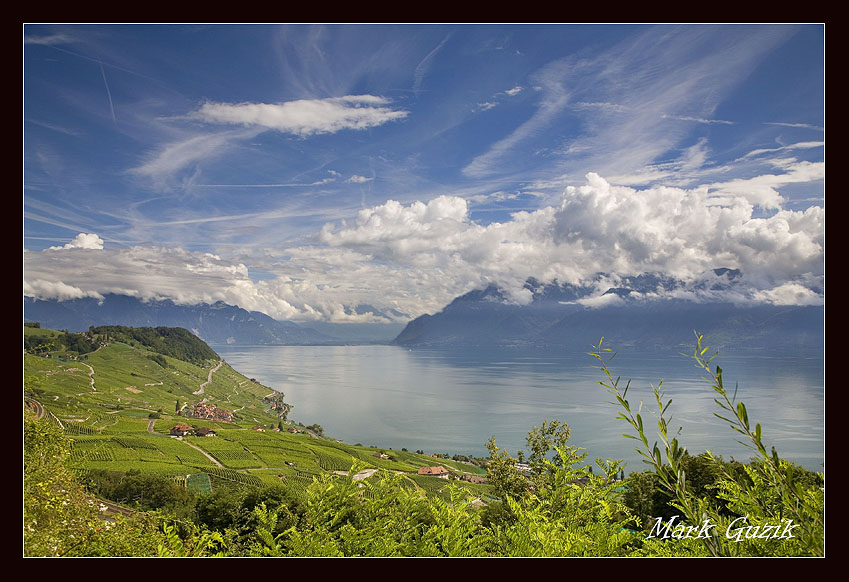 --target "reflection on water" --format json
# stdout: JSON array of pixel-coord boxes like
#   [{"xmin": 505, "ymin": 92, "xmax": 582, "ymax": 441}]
[{"xmin": 214, "ymin": 345, "xmax": 824, "ymax": 472}]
